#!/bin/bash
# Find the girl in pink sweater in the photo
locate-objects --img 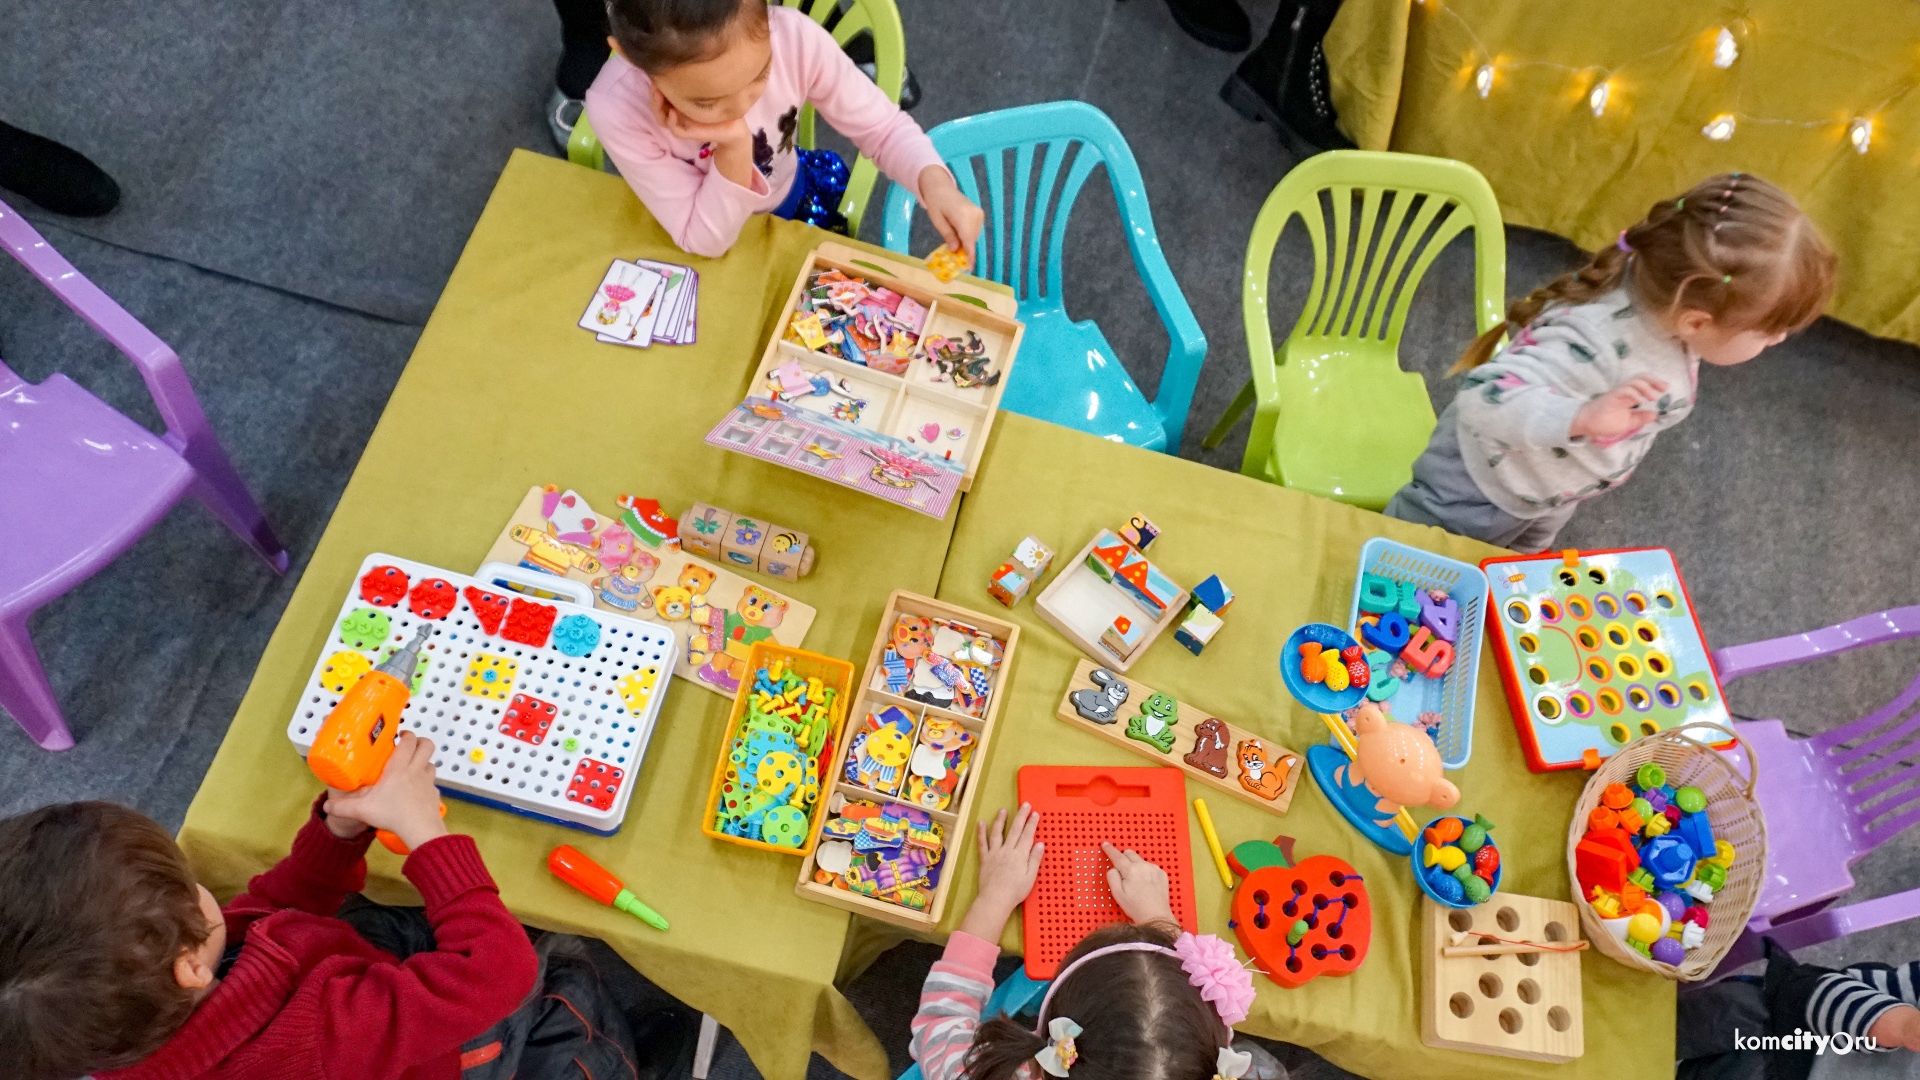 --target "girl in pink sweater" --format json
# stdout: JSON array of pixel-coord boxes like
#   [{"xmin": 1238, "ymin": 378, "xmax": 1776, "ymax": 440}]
[
  {"xmin": 911, "ymin": 805, "xmax": 1276, "ymax": 1080},
  {"xmin": 585, "ymin": 0, "xmax": 984, "ymax": 259}
]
